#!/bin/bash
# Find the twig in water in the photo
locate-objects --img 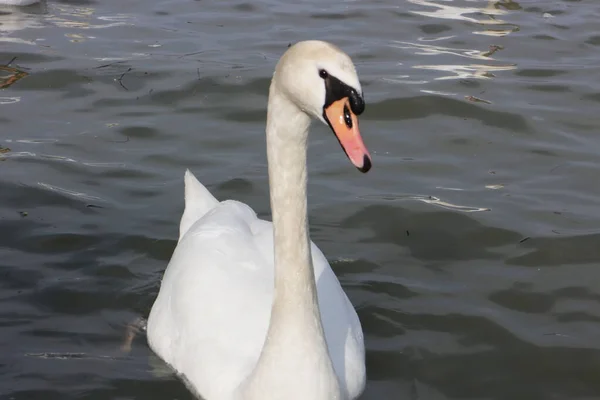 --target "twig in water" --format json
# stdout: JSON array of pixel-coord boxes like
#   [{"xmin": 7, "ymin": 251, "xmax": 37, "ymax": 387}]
[
  {"xmin": 550, "ymin": 163, "xmax": 566, "ymax": 174},
  {"xmin": 94, "ymin": 60, "xmax": 128, "ymax": 69},
  {"xmin": 6, "ymin": 57, "xmax": 17, "ymax": 66},
  {"xmin": 465, "ymin": 95, "xmax": 492, "ymax": 104},
  {"xmin": 178, "ymin": 50, "xmax": 206, "ymax": 59},
  {"xmin": 117, "ymin": 67, "xmax": 132, "ymax": 91},
  {"xmin": 108, "ymin": 136, "xmax": 130, "ymax": 143}
]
